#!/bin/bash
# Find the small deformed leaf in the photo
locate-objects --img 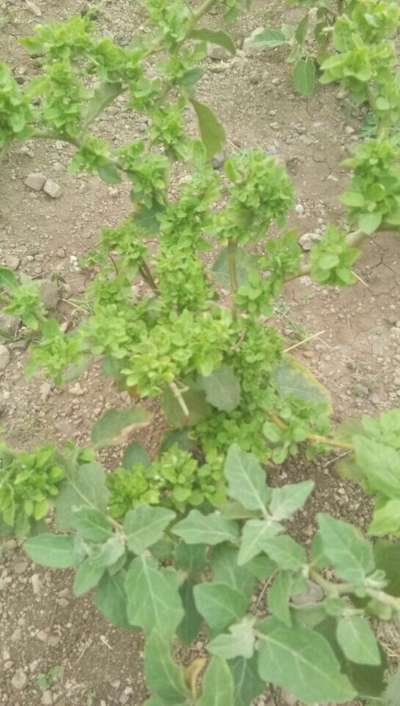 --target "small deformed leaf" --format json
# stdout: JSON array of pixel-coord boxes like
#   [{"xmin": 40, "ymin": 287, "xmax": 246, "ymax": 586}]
[
  {"xmin": 91, "ymin": 407, "xmax": 151, "ymax": 448},
  {"xmin": 191, "ymin": 99, "xmax": 226, "ymax": 160}
]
